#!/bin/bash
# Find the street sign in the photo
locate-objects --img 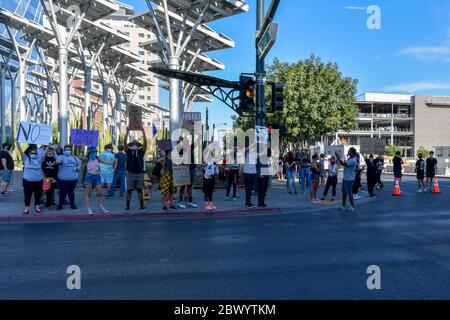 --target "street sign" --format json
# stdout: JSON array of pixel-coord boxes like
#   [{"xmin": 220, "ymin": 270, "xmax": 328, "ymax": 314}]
[{"xmin": 257, "ymin": 23, "xmax": 278, "ymax": 59}]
